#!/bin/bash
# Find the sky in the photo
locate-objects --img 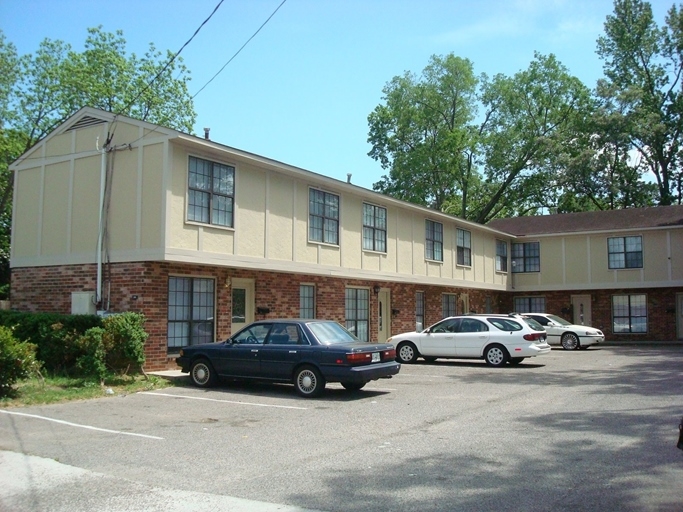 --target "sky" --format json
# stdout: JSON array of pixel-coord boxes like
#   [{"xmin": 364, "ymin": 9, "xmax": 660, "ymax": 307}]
[{"xmin": 0, "ymin": 0, "xmax": 673, "ymax": 190}]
